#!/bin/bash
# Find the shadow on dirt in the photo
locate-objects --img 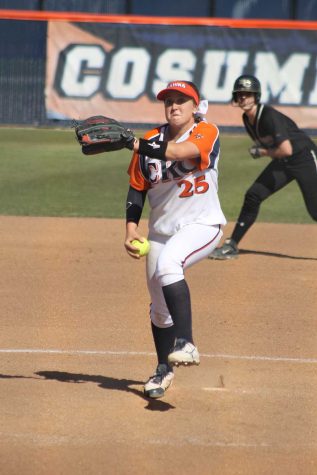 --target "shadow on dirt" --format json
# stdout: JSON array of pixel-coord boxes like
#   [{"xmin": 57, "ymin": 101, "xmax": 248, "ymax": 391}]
[
  {"xmin": 0, "ymin": 371, "xmax": 175, "ymax": 412},
  {"xmin": 240, "ymin": 249, "xmax": 317, "ymax": 260}
]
